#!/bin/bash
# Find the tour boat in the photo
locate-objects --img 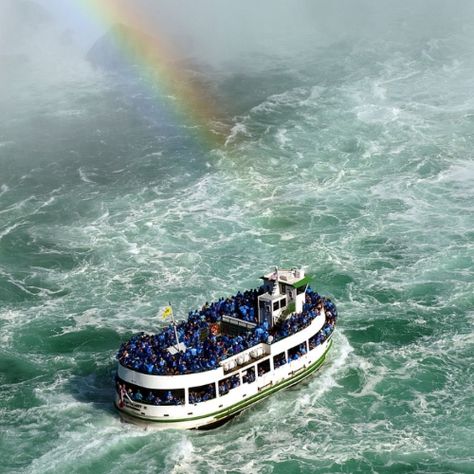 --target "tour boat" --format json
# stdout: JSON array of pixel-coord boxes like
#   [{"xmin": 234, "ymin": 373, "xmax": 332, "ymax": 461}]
[{"xmin": 115, "ymin": 268, "xmax": 337, "ymax": 429}]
